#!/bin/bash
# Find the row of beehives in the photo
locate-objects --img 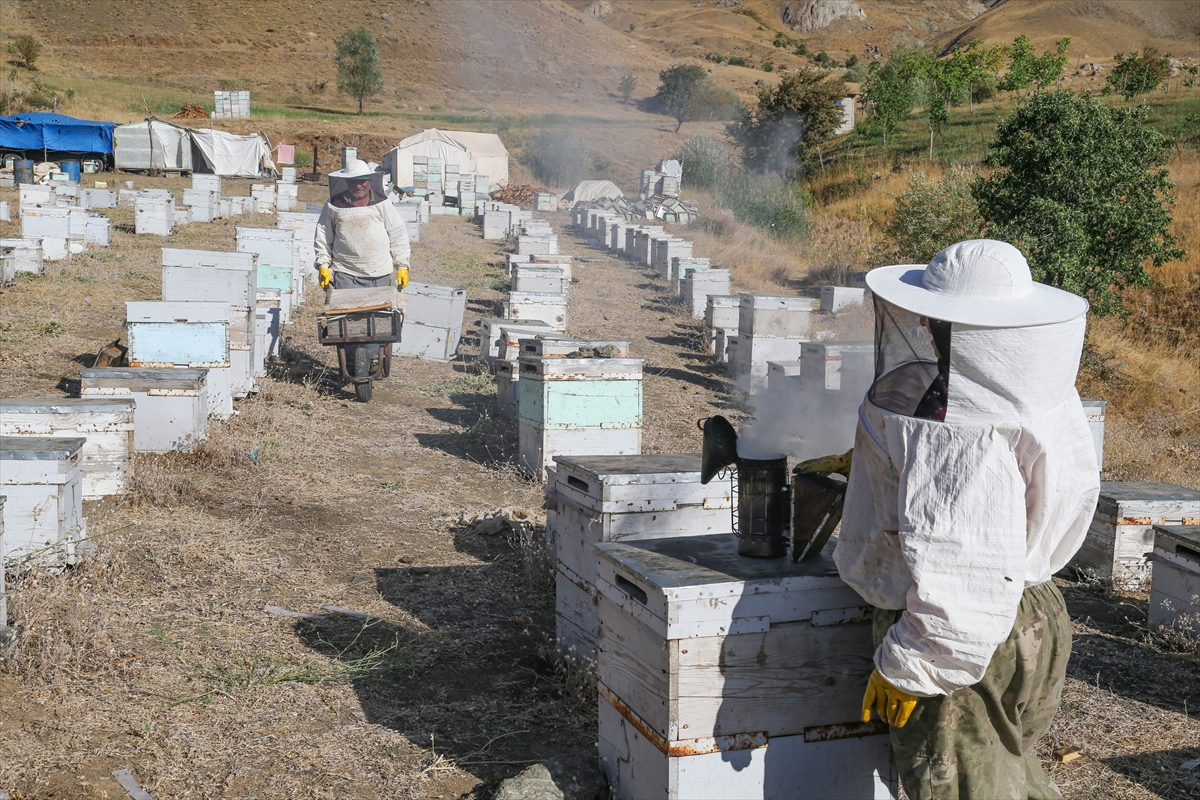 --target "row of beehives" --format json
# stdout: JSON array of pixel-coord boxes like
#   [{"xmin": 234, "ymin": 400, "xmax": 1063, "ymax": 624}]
[
  {"xmin": 1, "ymin": 183, "xmax": 114, "ymax": 279},
  {"xmin": 474, "ymin": 200, "xmax": 648, "ymax": 480}
]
